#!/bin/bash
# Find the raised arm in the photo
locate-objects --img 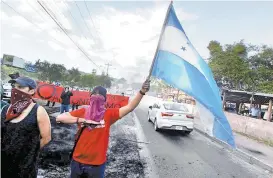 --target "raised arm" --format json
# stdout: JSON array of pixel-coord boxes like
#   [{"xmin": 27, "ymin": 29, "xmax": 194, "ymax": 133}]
[
  {"xmin": 56, "ymin": 109, "xmax": 100, "ymax": 125},
  {"xmin": 56, "ymin": 112, "xmax": 81, "ymax": 124},
  {"xmin": 119, "ymin": 79, "xmax": 150, "ymax": 118}
]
